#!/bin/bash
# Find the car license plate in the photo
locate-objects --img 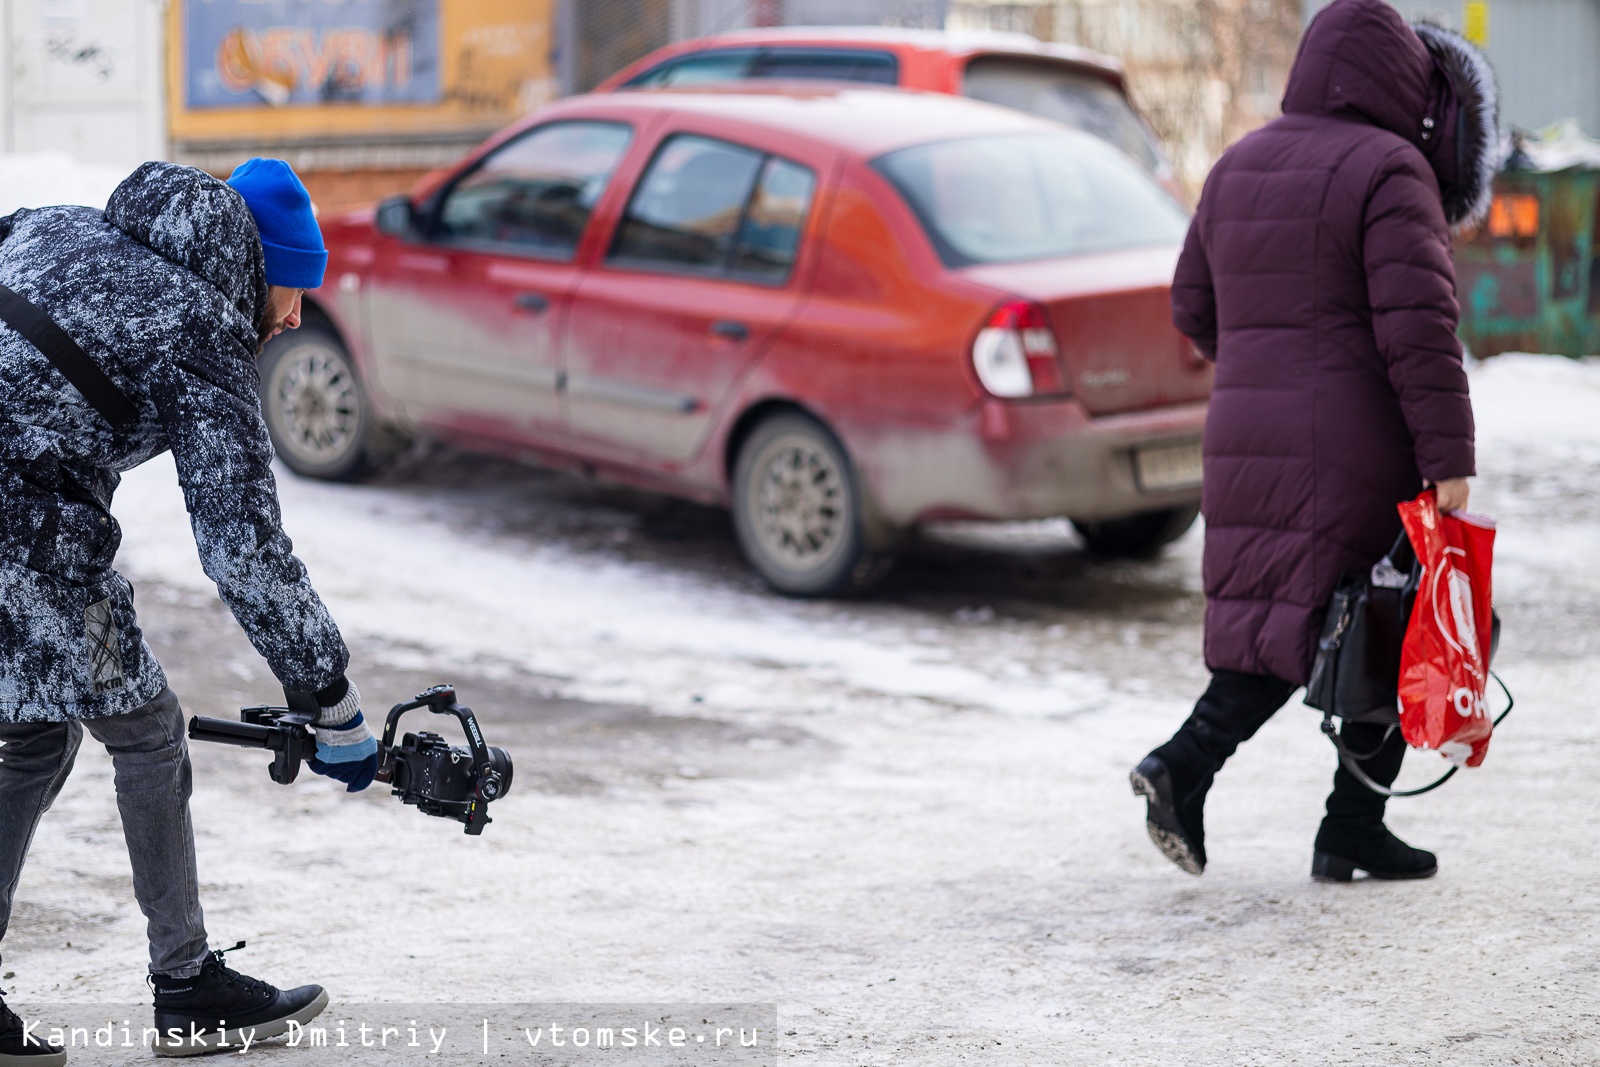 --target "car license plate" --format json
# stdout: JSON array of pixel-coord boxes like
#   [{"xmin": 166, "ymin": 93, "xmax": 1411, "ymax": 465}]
[{"xmin": 1134, "ymin": 441, "xmax": 1203, "ymax": 492}]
